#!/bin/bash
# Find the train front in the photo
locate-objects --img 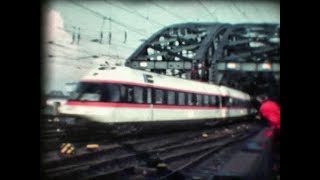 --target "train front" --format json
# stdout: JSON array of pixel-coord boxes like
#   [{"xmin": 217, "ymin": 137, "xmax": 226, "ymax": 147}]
[
  {"xmin": 58, "ymin": 80, "xmax": 119, "ymax": 125},
  {"xmin": 57, "ymin": 65, "xmax": 125, "ymax": 133}
]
